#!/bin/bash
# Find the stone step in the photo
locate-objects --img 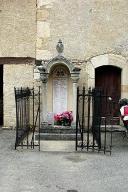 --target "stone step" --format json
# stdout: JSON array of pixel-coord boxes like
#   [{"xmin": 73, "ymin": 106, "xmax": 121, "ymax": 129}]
[
  {"xmin": 35, "ymin": 133, "xmax": 81, "ymax": 141},
  {"xmin": 36, "ymin": 125, "xmax": 125, "ymax": 141},
  {"xmin": 40, "ymin": 126, "xmax": 77, "ymax": 134},
  {"xmin": 36, "ymin": 124, "xmax": 81, "ymax": 140}
]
